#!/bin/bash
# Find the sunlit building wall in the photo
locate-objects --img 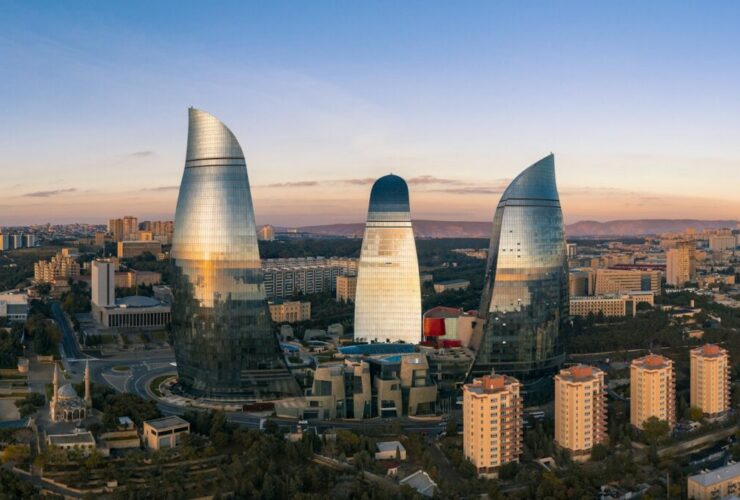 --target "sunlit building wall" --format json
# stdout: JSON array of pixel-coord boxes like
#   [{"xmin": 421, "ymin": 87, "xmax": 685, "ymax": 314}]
[
  {"xmin": 354, "ymin": 174, "xmax": 422, "ymax": 344},
  {"xmin": 469, "ymin": 154, "xmax": 568, "ymax": 399},
  {"xmin": 690, "ymin": 344, "xmax": 730, "ymax": 418},
  {"xmin": 171, "ymin": 108, "xmax": 300, "ymax": 399},
  {"xmin": 463, "ymin": 374, "xmax": 523, "ymax": 473},
  {"xmin": 630, "ymin": 354, "xmax": 676, "ymax": 430},
  {"xmin": 554, "ymin": 365, "xmax": 607, "ymax": 459}
]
